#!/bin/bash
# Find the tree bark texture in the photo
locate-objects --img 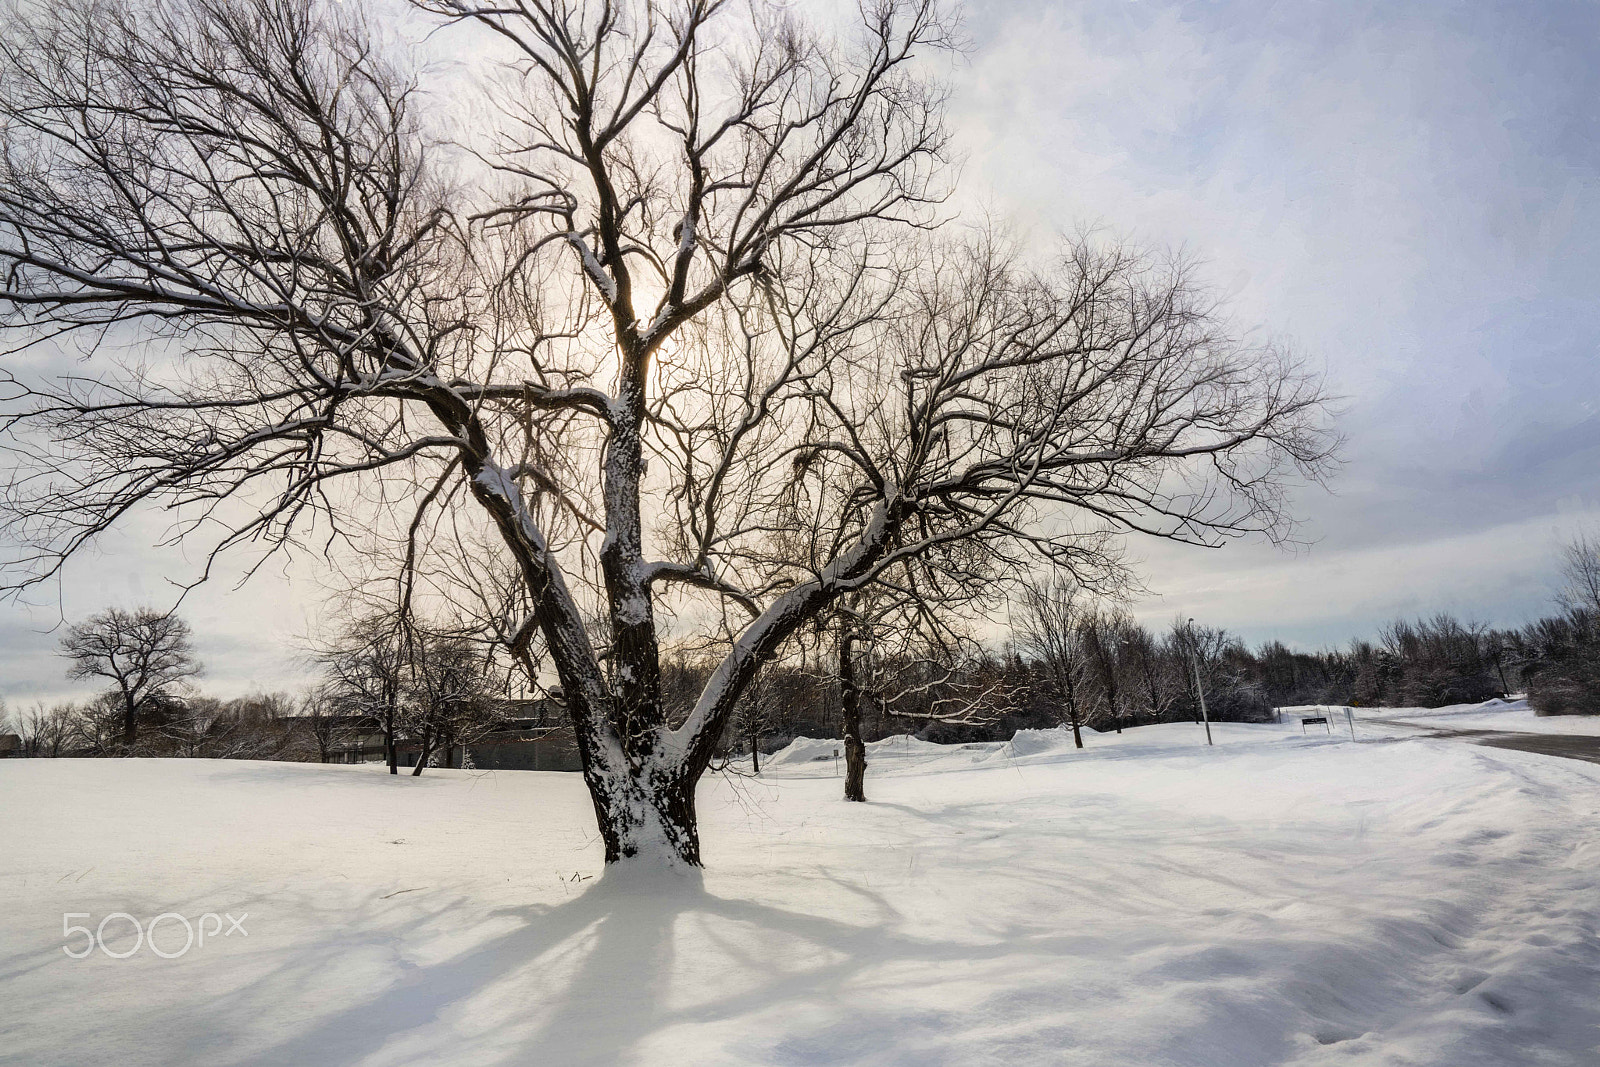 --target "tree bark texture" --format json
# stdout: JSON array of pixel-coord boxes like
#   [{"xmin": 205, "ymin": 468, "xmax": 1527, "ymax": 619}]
[{"xmin": 840, "ymin": 626, "xmax": 868, "ymax": 803}]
